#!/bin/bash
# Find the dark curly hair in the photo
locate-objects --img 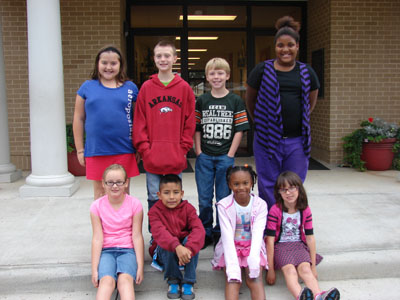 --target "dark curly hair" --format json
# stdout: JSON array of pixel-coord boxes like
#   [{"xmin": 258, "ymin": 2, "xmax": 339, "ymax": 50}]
[
  {"xmin": 274, "ymin": 16, "xmax": 301, "ymax": 45},
  {"xmin": 226, "ymin": 164, "xmax": 258, "ymax": 190}
]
